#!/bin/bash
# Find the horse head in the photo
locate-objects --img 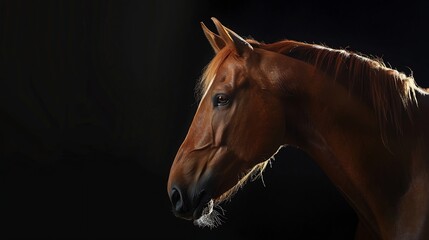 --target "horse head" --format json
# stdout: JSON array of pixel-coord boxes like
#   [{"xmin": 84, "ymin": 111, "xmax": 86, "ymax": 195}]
[{"xmin": 167, "ymin": 18, "xmax": 296, "ymax": 227}]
